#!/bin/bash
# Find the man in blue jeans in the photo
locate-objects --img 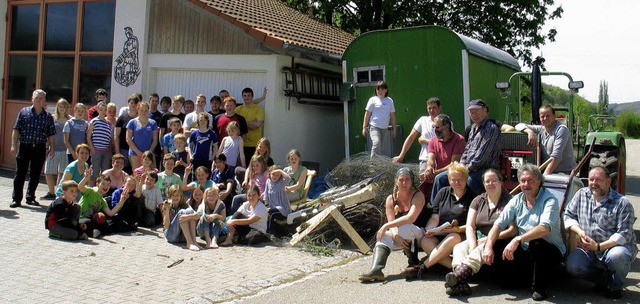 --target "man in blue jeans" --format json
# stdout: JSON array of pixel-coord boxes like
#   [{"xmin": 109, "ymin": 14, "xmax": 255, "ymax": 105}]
[
  {"xmin": 564, "ymin": 166, "xmax": 636, "ymax": 299},
  {"xmin": 431, "ymin": 99, "xmax": 501, "ymax": 201}
]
